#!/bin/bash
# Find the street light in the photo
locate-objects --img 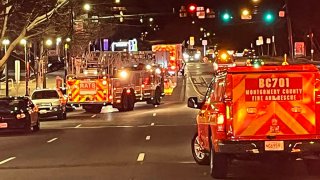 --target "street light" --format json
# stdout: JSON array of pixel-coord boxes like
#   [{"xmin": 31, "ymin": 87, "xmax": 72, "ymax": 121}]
[
  {"xmin": 83, "ymin": 3, "xmax": 91, "ymax": 11},
  {"xmin": 115, "ymin": 0, "xmax": 120, "ymax": 3},
  {"xmin": 20, "ymin": 38, "xmax": 29, "ymax": 96},
  {"xmin": 56, "ymin": 37, "xmax": 62, "ymax": 45},
  {"xmin": 2, "ymin": 38, "xmax": 10, "ymax": 97},
  {"xmin": 149, "ymin": 17, "xmax": 154, "ymax": 22},
  {"xmin": 46, "ymin": 39, "xmax": 53, "ymax": 46}
]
